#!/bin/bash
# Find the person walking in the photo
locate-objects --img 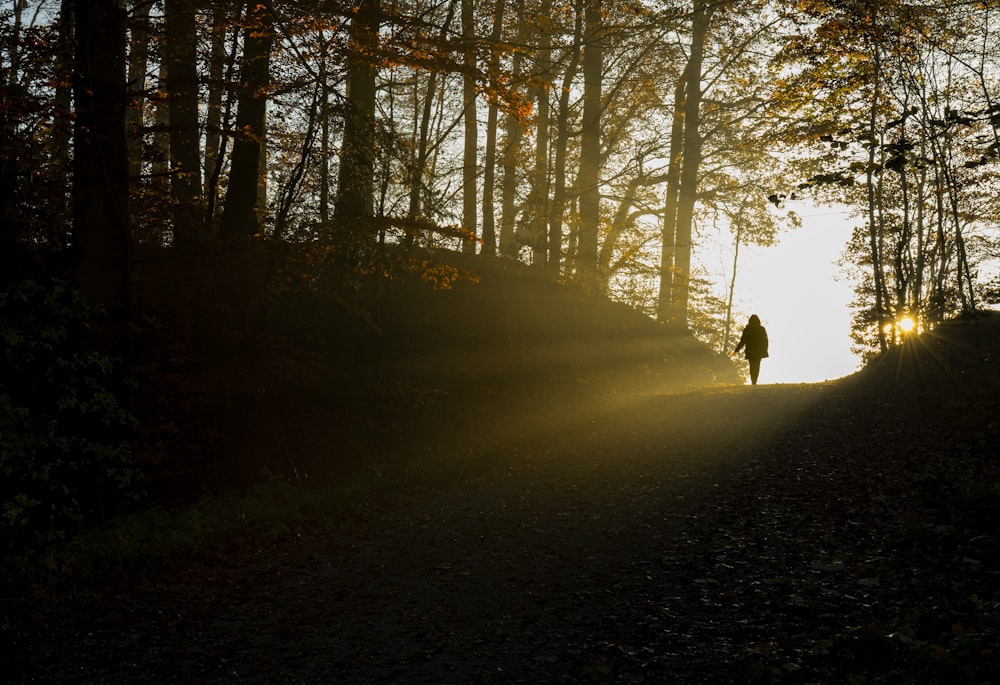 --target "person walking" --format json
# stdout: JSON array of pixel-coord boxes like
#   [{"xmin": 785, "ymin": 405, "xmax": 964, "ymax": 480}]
[{"xmin": 732, "ymin": 314, "xmax": 769, "ymax": 385}]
